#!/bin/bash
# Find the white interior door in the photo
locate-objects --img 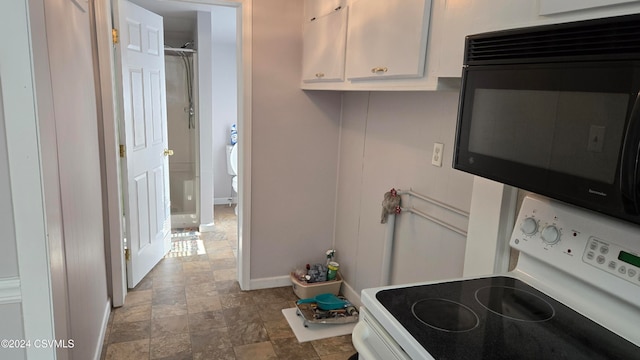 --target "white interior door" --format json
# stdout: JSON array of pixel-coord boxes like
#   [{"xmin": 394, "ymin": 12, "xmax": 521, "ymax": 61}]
[{"xmin": 117, "ymin": 0, "xmax": 171, "ymax": 288}]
